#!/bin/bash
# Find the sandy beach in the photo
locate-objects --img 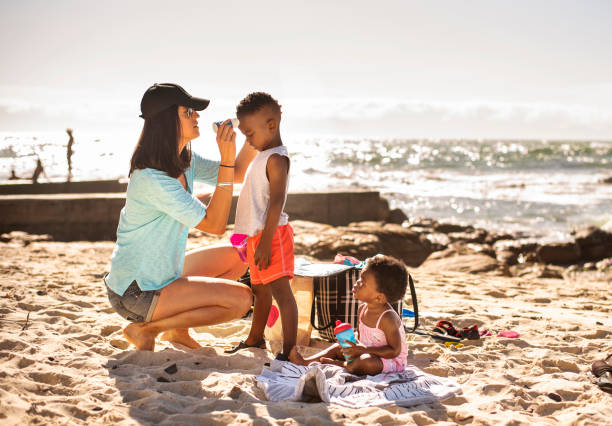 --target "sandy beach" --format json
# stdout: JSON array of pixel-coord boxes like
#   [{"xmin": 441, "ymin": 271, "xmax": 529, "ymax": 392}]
[{"xmin": 1, "ymin": 226, "xmax": 611, "ymax": 425}]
